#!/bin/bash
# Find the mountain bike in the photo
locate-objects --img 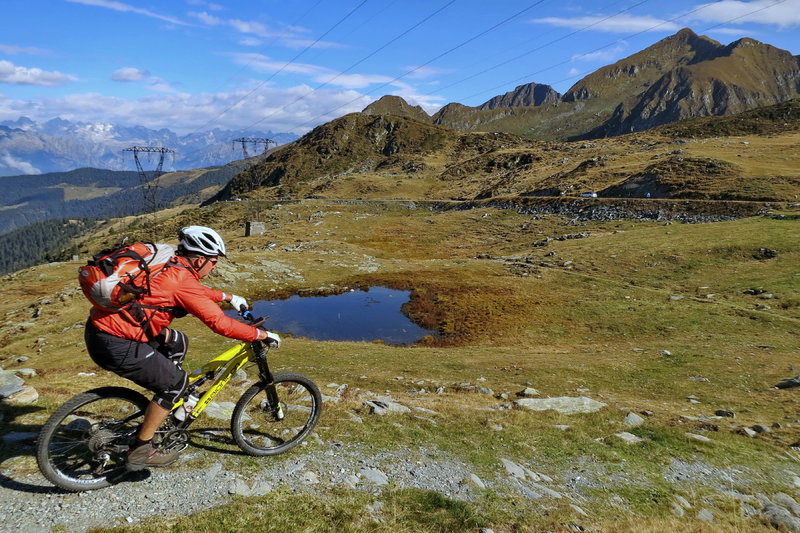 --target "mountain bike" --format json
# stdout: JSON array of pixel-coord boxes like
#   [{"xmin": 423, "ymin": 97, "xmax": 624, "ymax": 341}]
[{"xmin": 36, "ymin": 313, "xmax": 322, "ymax": 492}]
